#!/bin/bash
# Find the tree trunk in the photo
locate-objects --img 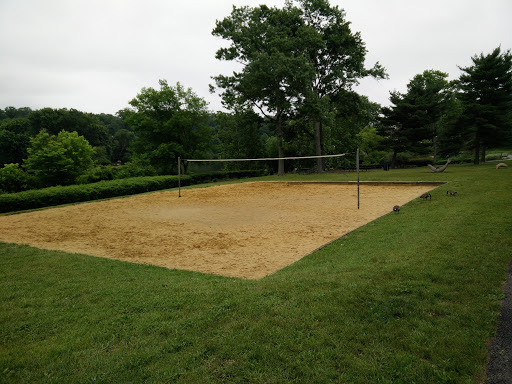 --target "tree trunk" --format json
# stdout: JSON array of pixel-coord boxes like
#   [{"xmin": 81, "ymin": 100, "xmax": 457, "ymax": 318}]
[
  {"xmin": 390, "ymin": 150, "xmax": 397, "ymax": 169},
  {"xmin": 314, "ymin": 120, "xmax": 324, "ymax": 172},
  {"xmin": 481, "ymin": 145, "xmax": 486, "ymax": 163},
  {"xmin": 276, "ymin": 112, "xmax": 285, "ymax": 176},
  {"xmin": 474, "ymin": 136, "xmax": 480, "ymax": 165},
  {"xmin": 433, "ymin": 135, "xmax": 438, "ymax": 164}
]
